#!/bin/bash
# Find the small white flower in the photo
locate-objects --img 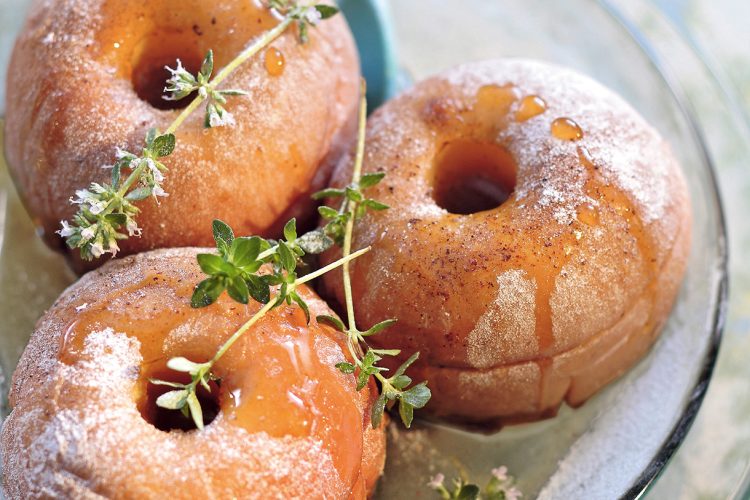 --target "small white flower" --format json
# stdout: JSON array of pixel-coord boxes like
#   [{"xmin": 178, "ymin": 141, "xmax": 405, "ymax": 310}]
[
  {"xmin": 115, "ymin": 148, "xmax": 141, "ymax": 169},
  {"xmin": 88, "ymin": 199, "xmax": 107, "ymax": 215},
  {"xmin": 107, "ymin": 239, "xmax": 120, "ymax": 256},
  {"xmin": 152, "ymin": 185, "xmax": 169, "ymax": 198},
  {"xmin": 57, "ymin": 220, "xmax": 76, "ymax": 238},
  {"xmin": 90, "ymin": 241, "xmax": 105, "ymax": 258},
  {"xmin": 505, "ymin": 486, "xmax": 522, "ymax": 500},
  {"xmin": 72, "ymin": 189, "xmax": 94, "ymax": 203},
  {"xmin": 144, "ymin": 158, "xmax": 164, "ymax": 183},
  {"xmin": 491, "ymin": 466, "xmax": 508, "ymax": 482},
  {"xmin": 164, "ymin": 59, "xmax": 198, "ymax": 100},
  {"xmin": 198, "ymin": 86, "xmax": 209, "ymax": 99},
  {"xmin": 115, "ymin": 146, "xmax": 131, "ymax": 160},
  {"xmin": 75, "ymin": 303, "xmax": 88, "ymax": 312},
  {"xmin": 126, "ymin": 218, "xmax": 142, "ymax": 237},
  {"xmin": 427, "ymin": 473, "xmax": 445, "ymax": 489},
  {"xmin": 165, "ymin": 58, "xmax": 186, "ymax": 77},
  {"xmin": 81, "ymin": 225, "xmax": 97, "ymax": 242},
  {"xmin": 42, "ymin": 32, "xmax": 55, "ymax": 45},
  {"xmin": 90, "ymin": 183, "xmax": 108, "ymax": 194},
  {"xmin": 209, "ymin": 108, "xmax": 235, "ymax": 128},
  {"xmin": 303, "ymin": 6, "xmax": 322, "ymax": 25}
]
